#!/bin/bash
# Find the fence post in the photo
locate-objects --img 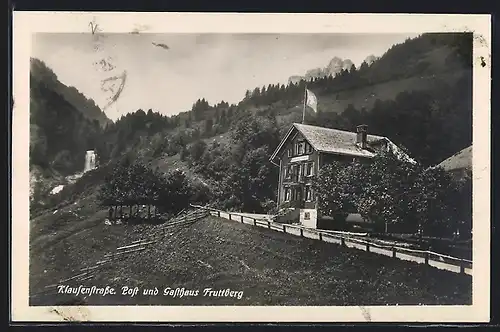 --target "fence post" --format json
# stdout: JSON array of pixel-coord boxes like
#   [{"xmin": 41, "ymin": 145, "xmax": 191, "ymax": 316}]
[
  {"xmin": 253, "ymin": 218, "xmax": 257, "ymax": 226},
  {"xmin": 319, "ymin": 232, "xmax": 322, "ymax": 241},
  {"xmin": 366, "ymin": 242, "xmax": 370, "ymax": 252},
  {"xmin": 241, "ymin": 215, "xmax": 244, "ymax": 223},
  {"xmin": 341, "ymin": 237, "xmax": 345, "ymax": 247},
  {"xmin": 268, "ymin": 221, "xmax": 271, "ymax": 229},
  {"xmin": 300, "ymin": 228, "xmax": 304, "ymax": 237},
  {"xmin": 460, "ymin": 260, "xmax": 465, "ymax": 274},
  {"xmin": 425, "ymin": 252, "xmax": 429, "ymax": 265},
  {"xmin": 229, "ymin": 214, "xmax": 232, "ymax": 221},
  {"xmin": 392, "ymin": 246, "xmax": 396, "ymax": 258},
  {"xmin": 217, "ymin": 211, "xmax": 221, "ymax": 218},
  {"xmin": 283, "ymin": 224, "xmax": 286, "ymax": 232}
]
